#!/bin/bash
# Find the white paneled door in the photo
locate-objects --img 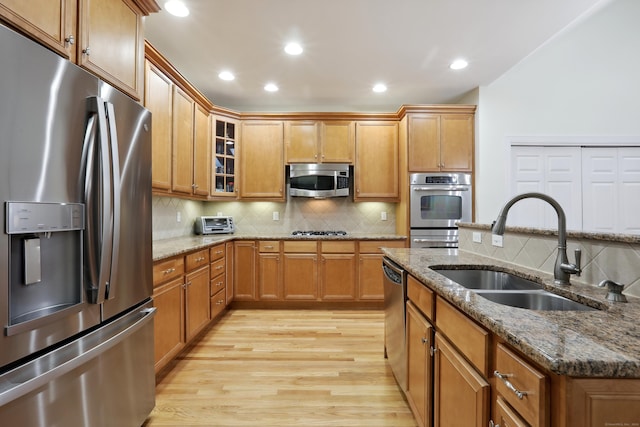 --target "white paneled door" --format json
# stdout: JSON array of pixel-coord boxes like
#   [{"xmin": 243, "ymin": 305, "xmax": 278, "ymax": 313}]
[
  {"xmin": 510, "ymin": 146, "xmax": 582, "ymax": 231},
  {"xmin": 582, "ymin": 147, "xmax": 640, "ymax": 234}
]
